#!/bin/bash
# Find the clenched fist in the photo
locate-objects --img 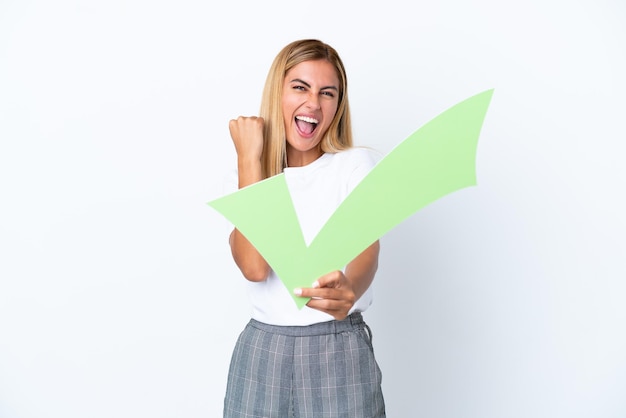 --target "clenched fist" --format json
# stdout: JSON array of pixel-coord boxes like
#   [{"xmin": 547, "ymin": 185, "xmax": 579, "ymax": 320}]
[{"xmin": 229, "ymin": 116, "xmax": 265, "ymax": 162}]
